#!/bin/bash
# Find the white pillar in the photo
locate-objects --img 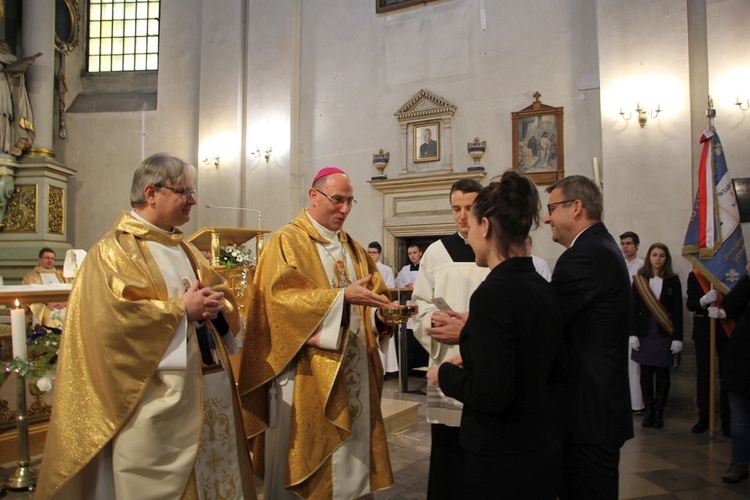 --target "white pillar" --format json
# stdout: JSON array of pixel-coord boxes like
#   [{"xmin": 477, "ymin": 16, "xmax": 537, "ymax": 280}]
[{"xmin": 21, "ymin": 0, "xmax": 56, "ymax": 153}]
